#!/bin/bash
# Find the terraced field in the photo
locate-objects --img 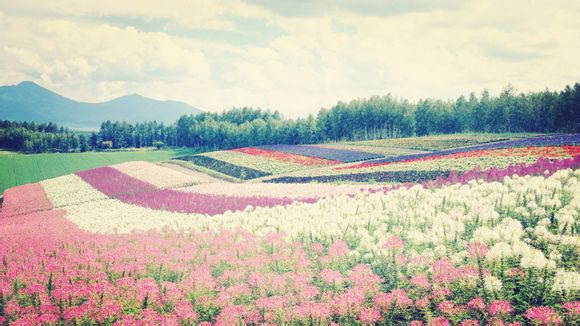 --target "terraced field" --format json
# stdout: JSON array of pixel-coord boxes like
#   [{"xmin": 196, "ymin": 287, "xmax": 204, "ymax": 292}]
[
  {"xmin": 175, "ymin": 133, "xmax": 542, "ymax": 182},
  {"xmin": 266, "ymin": 134, "xmax": 580, "ymax": 184},
  {"xmin": 175, "ymin": 144, "xmax": 370, "ymax": 180},
  {"xmin": 1, "ymin": 133, "xmax": 579, "ymax": 325}
]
